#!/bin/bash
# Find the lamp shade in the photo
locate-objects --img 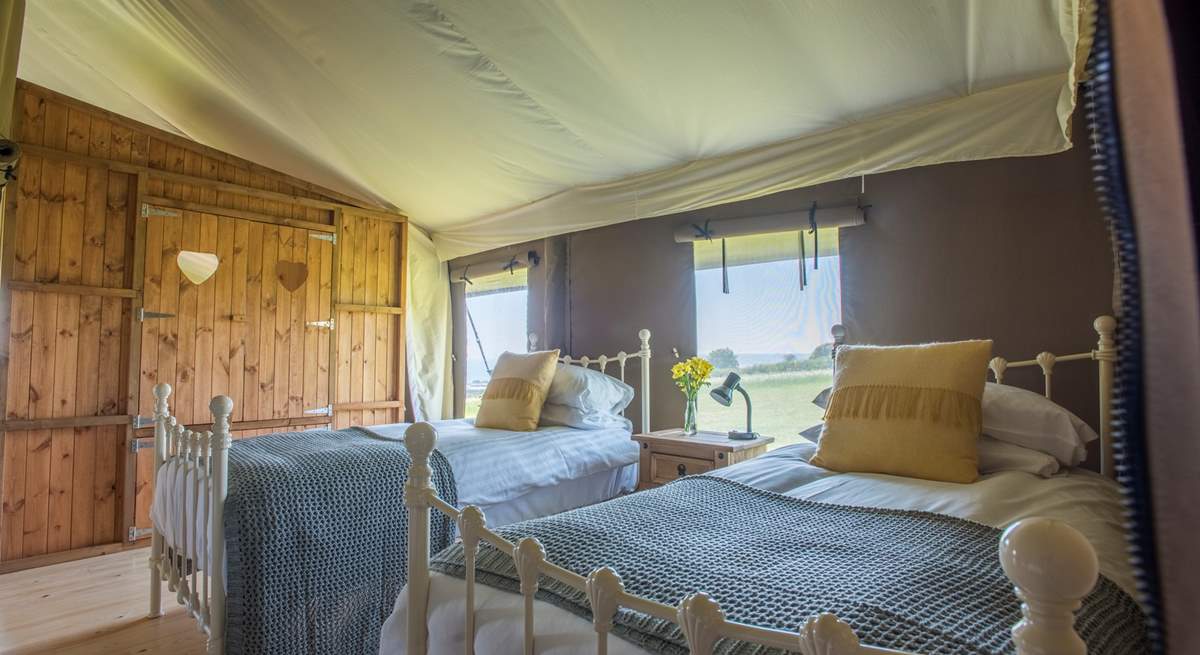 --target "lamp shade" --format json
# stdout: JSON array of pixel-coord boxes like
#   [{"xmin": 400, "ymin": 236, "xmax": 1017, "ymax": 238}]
[{"xmin": 710, "ymin": 372, "xmax": 742, "ymax": 407}]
